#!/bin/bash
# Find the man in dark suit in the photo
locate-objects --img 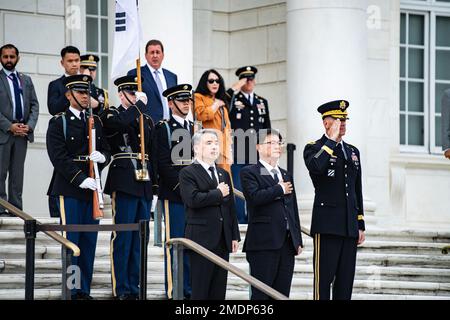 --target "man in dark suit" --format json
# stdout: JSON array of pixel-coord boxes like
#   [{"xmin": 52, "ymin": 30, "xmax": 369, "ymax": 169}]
[
  {"xmin": 303, "ymin": 100, "xmax": 365, "ymax": 300},
  {"xmin": 0, "ymin": 44, "xmax": 39, "ymax": 217},
  {"xmin": 156, "ymin": 84, "xmax": 194, "ymax": 299},
  {"xmin": 179, "ymin": 129, "xmax": 240, "ymax": 300},
  {"xmin": 240, "ymin": 129, "xmax": 303, "ymax": 300},
  {"xmin": 47, "ymin": 46, "xmax": 80, "ymax": 116},
  {"xmin": 127, "ymin": 39, "xmax": 177, "ymax": 122},
  {"xmin": 46, "ymin": 74, "xmax": 110, "ymax": 299},
  {"xmin": 226, "ymin": 66, "xmax": 271, "ymax": 224},
  {"xmin": 441, "ymin": 89, "xmax": 450, "ymax": 159},
  {"xmin": 46, "ymin": 46, "xmax": 81, "ymax": 218}
]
